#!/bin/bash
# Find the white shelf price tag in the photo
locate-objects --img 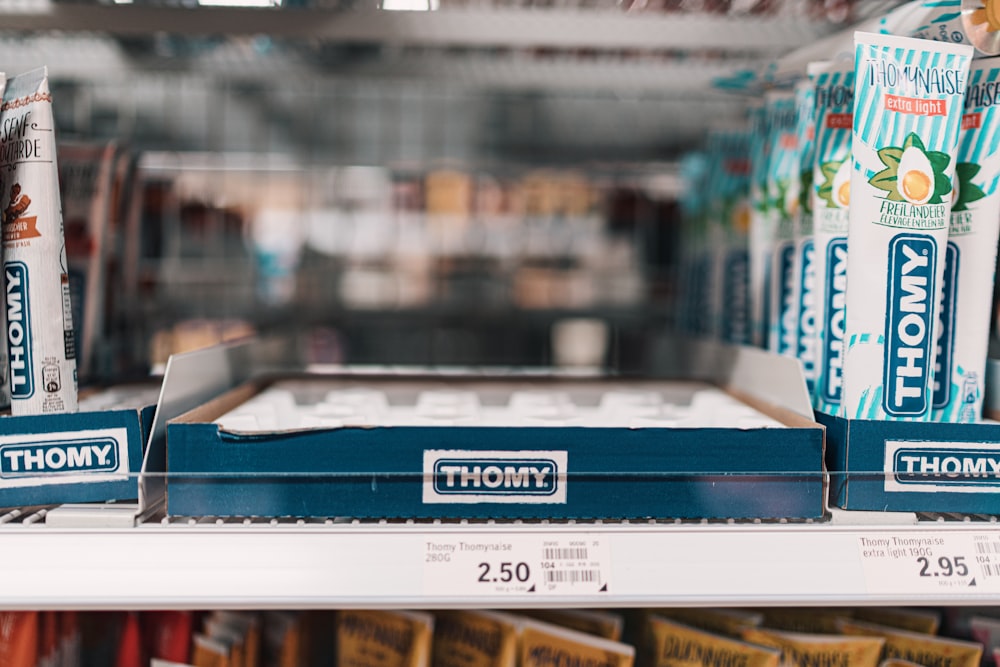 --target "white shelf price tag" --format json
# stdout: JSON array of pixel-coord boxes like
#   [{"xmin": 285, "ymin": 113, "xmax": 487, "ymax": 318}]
[
  {"xmin": 422, "ymin": 533, "xmax": 611, "ymax": 597},
  {"xmin": 857, "ymin": 532, "xmax": 1000, "ymax": 595}
]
